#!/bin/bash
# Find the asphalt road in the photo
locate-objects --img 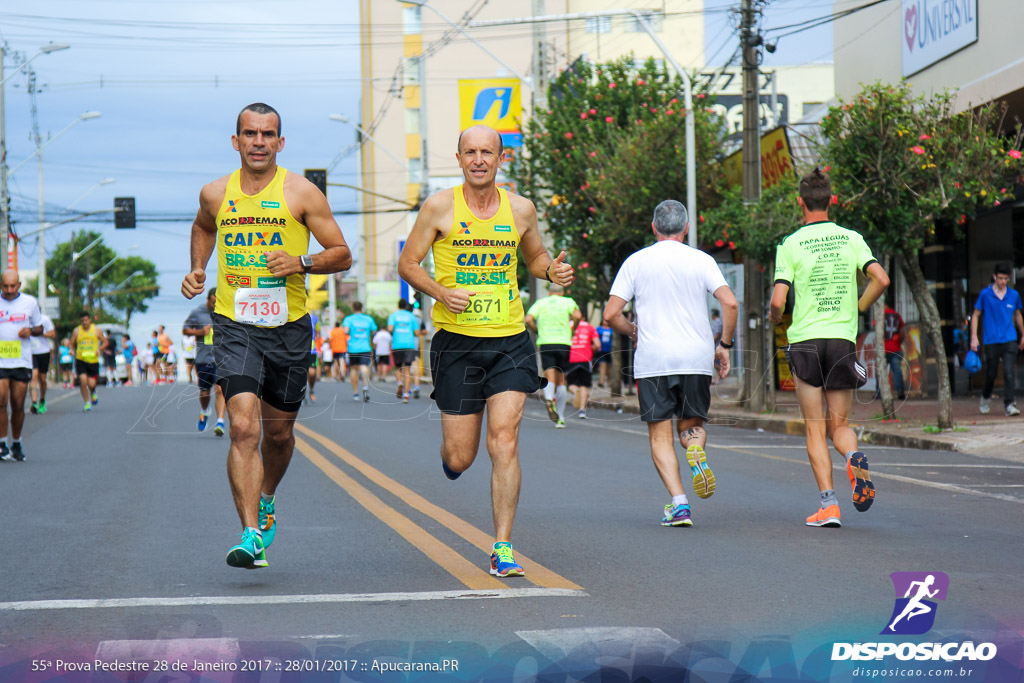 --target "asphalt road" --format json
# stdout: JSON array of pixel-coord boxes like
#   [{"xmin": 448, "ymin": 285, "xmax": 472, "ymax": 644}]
[{"xmin": 1, "ymin": 380, "xmax": 1021, "ymax": 681}]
